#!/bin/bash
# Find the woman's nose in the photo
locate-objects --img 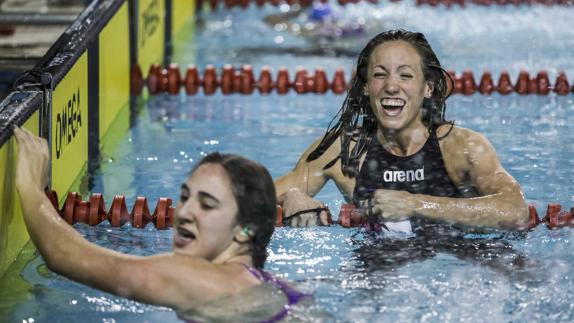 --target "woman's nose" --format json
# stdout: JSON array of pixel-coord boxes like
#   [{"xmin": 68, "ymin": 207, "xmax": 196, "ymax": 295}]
[
  {"xmin": 383, "ymin": 76, "xmax": 399, "ymax": 93},
  {"xmin": 177, "ymin": 199, "xmax": 196, "ymax": 221}
]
